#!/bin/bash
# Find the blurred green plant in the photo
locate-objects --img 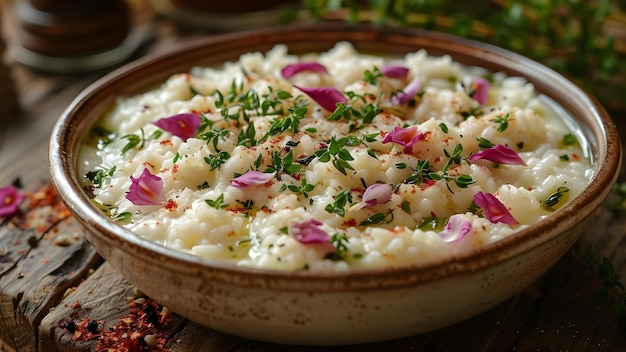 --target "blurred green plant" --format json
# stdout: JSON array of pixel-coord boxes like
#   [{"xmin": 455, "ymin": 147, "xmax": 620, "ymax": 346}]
[
  {"xmin": 297, "ymin": 0, "xmax": 626, "ymax": 113},
  {"xmin": 573, "ymin": 243, "xmax": 626, "ymax": 331}
]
